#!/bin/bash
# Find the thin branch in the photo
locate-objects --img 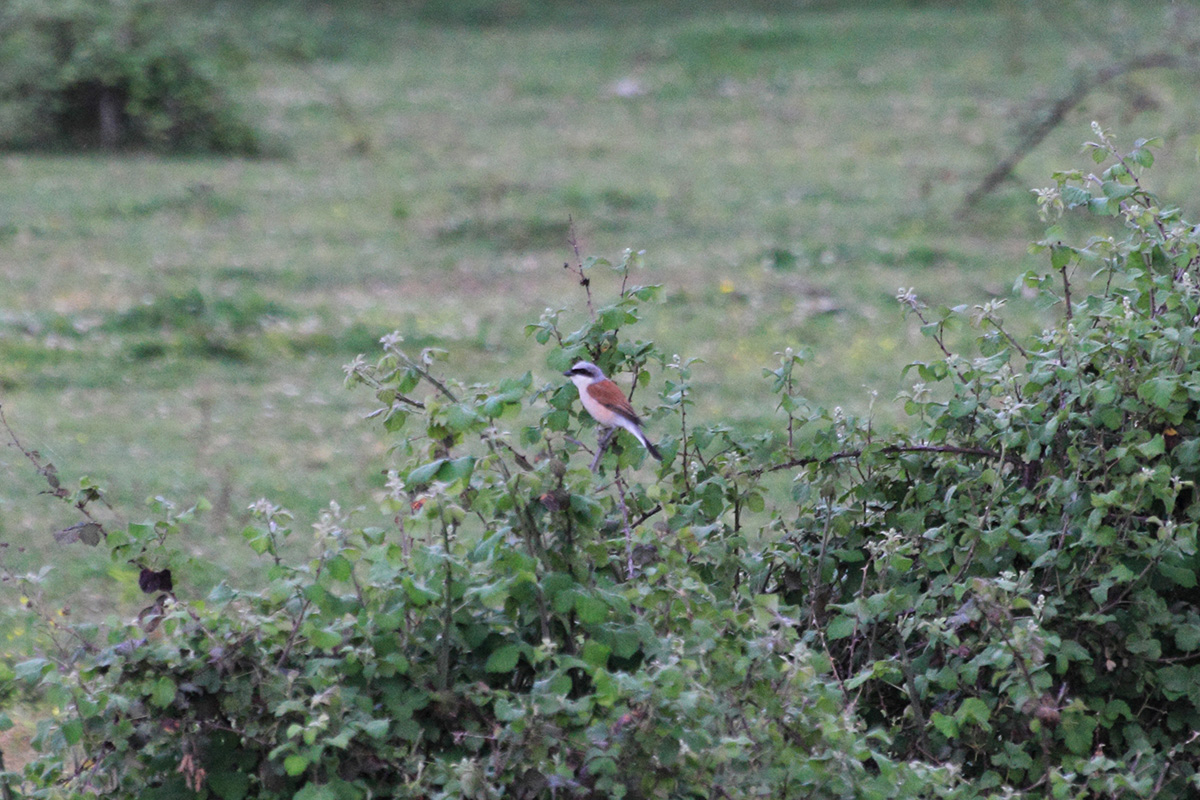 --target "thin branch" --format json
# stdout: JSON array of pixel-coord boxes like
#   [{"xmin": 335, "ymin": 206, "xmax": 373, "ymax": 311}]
[
  {"xmin": 614, "ymin": 471, "xmax": 636, "ymax": 581},
  {"xmin": 437, "ymin": 512, "xmax": 454, "ymax": 691},
  {"xmin": 961, "ymin": 50, "xmax": 1190, "ymax": 212},
  {"xmin": 565, "ymin": 217, "xmax": 595, "ymax": 320},
  {"xmin": 405, "ymin": 359, "xmax": 459, "ymax": 404},
  {"xmin": 754, "ymin": 443, "xmax": 1009, "ymax": 478},
  {"xmin": 1060, "ymin": 261, "xmax": 1073, "ymax": 321},
  {"xmin": 630, "ymin": 503, "xmax": 663, "ymax": 529},
  {"xmin": 0, "ymin": 403, "xmax": 113, "ymax": 529},
  {"xmin": 590, "ymin": 427, "xmax": 616, "ymax": 473},
  {"xmin": 274, "ymin": 594, "xmax": 315, "ymax": 671},
  {"xmin": 982, "ymin": 314, "xmax": 1030, "ymax": 360}
]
